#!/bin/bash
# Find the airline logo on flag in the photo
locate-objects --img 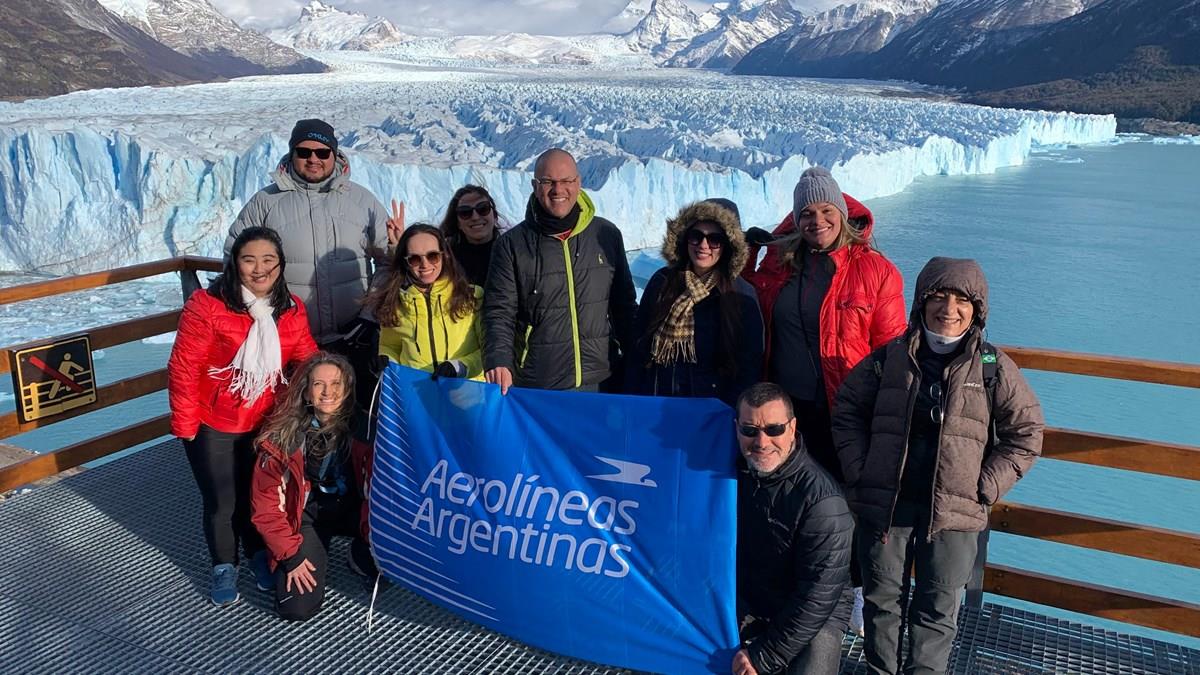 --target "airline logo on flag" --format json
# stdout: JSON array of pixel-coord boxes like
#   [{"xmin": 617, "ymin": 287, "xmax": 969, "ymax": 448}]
[{"xmin": 370, "ymin": 363, "xmax": 739, "ymax": 674}]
